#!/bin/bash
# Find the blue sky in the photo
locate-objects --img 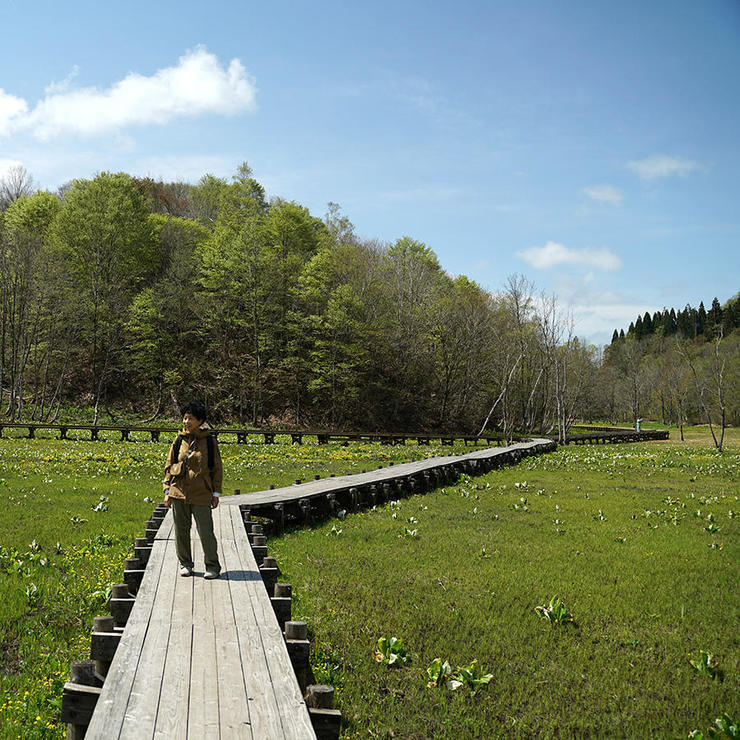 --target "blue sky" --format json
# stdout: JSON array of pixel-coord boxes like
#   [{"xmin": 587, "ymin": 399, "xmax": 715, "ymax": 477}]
[{"xmin": 1, "ymin": 0, "xmax": 738, "ymax": 345}]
